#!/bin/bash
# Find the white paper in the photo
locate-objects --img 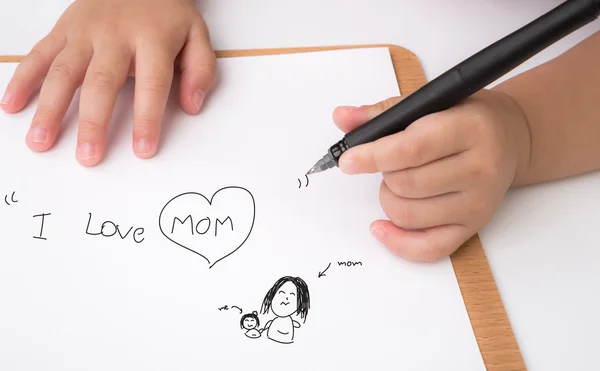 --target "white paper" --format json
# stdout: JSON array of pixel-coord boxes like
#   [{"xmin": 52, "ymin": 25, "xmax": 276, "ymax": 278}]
[{"xmin": 0, "ymin": 48, "xmax": 485, "ymax": 370}]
